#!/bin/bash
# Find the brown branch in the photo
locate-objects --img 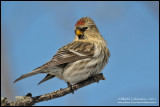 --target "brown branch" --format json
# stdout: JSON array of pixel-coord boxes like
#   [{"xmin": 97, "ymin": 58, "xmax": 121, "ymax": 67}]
[{"xmin": 1, "ymin": 73, "xmax": 105, "ymax": 106}]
